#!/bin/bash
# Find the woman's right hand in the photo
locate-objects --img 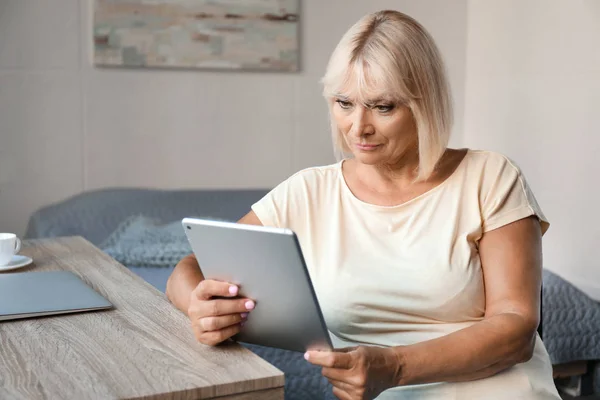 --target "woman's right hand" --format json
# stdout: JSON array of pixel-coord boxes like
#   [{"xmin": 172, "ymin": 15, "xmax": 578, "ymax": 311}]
[{"xmin": 187, "ymin": 279, "xmax": 255, "ymax": 346}]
